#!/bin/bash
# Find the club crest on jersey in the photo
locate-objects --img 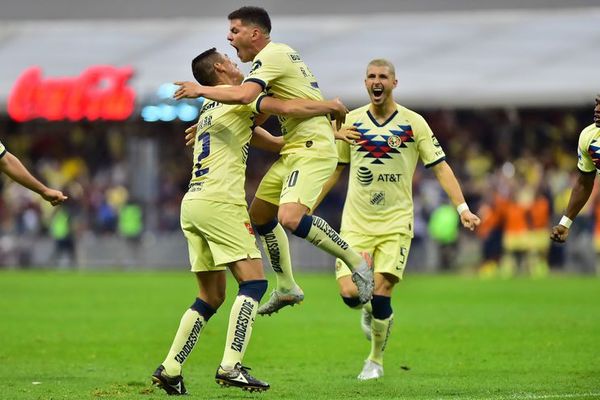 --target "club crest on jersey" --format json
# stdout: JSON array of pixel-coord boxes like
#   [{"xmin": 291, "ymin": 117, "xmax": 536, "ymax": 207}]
[
  {"xmin": 356, "ymin": 166, "xmax": 373, "ymax": 186},
  {"xmin": 354, "ymin": 122, "xmax": 414, "ymax": 164},
  {"xmin": 370, "ymin": 191, "xmax": 385, "ymax": 206}
]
